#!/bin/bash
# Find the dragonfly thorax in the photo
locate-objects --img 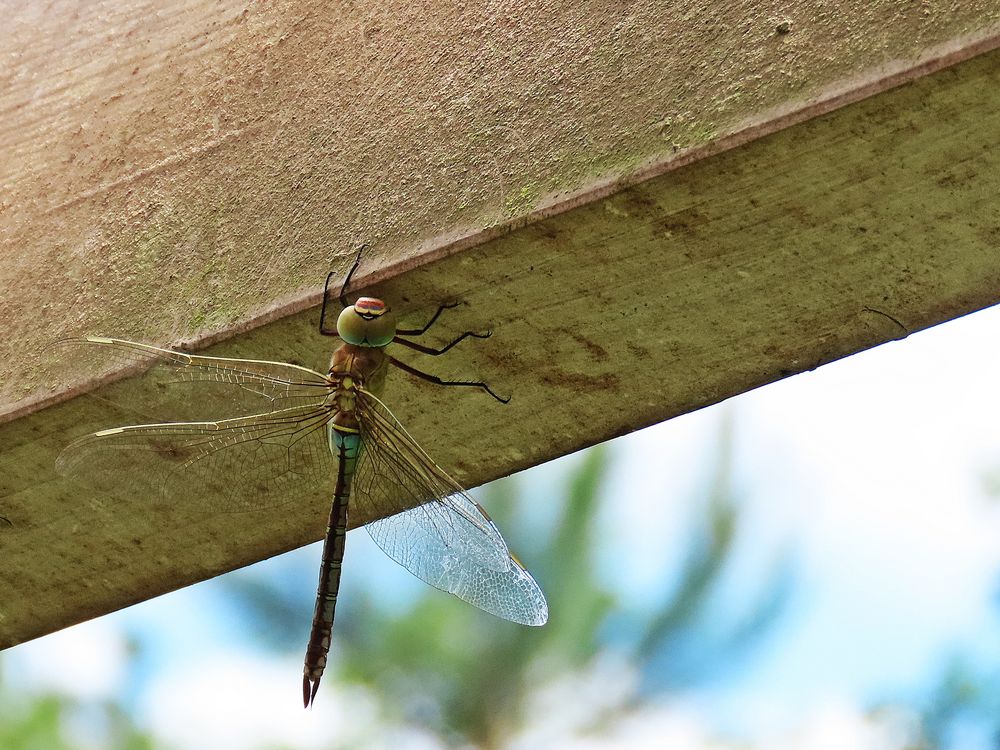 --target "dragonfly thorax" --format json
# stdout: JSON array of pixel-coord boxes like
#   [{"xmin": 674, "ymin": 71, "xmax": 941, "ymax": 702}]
[
  {"xmin": 329, "ymin": 343, "xmax": 389, "ymax": 399},
  {"xmin": 337, "ymin": 297, "xmax": 396, "ymax": 348}
]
